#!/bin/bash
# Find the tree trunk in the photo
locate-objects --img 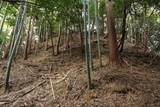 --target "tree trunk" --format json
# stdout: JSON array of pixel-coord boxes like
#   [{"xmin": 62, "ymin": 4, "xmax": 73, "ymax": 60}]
[
  {"xmin": 65, "ymin": 26, "xmax": 70, "ymax": 49},
  {"xmin": 4, "ymin": 2, "xmax": 27, "ymax": 91},
  {"xmin": 50, "ymin": 32, "xmax": 54, "ymax": 55},
  {"xmin": 55, "ymin": 23, "xmax": 62, "ymax": 55},
  {"xmin": 105, "ymin": 0, "xmax": 119, "ymax": 66},
  {"xmin": 45, "ymin": 31, "xmax": 49, "ymax": 50},
  {"xmin": 28, "ymin": 19, "xmax": 34, "ymax": 54},
  {"xmin": 3, "ymin": 41, "xmax": 11, "ymax": 59},
  {"xmin": 24, "ymin": 16, "xmax": 32, "ymax": 60},
  {"xmin": 0, "ymin": 3, "xmax": 8, "ymax": 38},
  {"xmin": 87, "ymin": 0, "xmax": 93, "ymax": 71},
  {"xmin": 84, "ymin": 0, "xmax": 92, "ymax": 89},
  {"xmin": 118, "ymin": 4, "xmax": 127, "ymax": 53},
  {"xmin": 79, "ymin": 23, "xmax": 85, "ymax": 55},
  {"xmin": 94, "ymin": 0, "xmax": 102, "ymax": 66}
]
